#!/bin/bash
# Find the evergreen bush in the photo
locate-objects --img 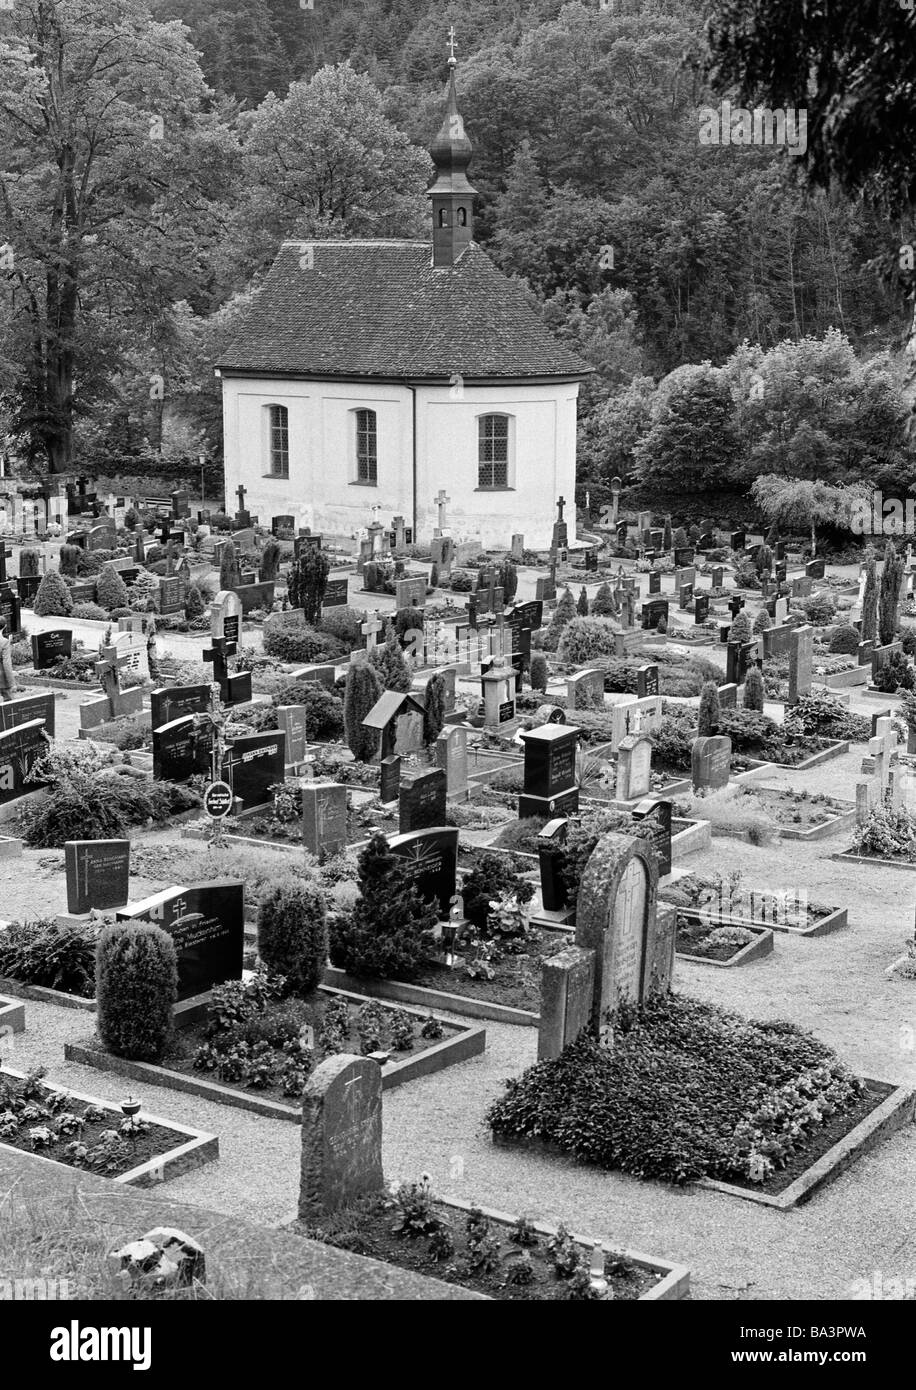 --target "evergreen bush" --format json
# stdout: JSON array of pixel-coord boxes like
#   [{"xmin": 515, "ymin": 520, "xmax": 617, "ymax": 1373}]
[
  {"xmin": 257, "ymin": 880, "xmax": 328, "ymax": 996},
  {"xmin": 34, "ymin": 569, "xmax": 74, "ymax": 617},
  {"xmin": 343, "ymin": 660, "xmax": 384, "ymax": 761},
  {"xmin": 328, "ymin": 833, "xmax": 437, "ymax": 979},
  {"xmin": 96, "ymin": 923, "xmax": 177, "ymax": 1061}
]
